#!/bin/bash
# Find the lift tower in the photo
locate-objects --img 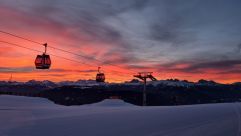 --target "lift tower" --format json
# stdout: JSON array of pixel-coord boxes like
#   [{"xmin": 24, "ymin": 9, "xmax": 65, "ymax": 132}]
[
  {"xmin": 8, "ymin": 74, "xmax": 12, "ymax": 83},
  {"xmin": 134, "ymin": 72, "xmax": 157, "ymax": 106}
]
